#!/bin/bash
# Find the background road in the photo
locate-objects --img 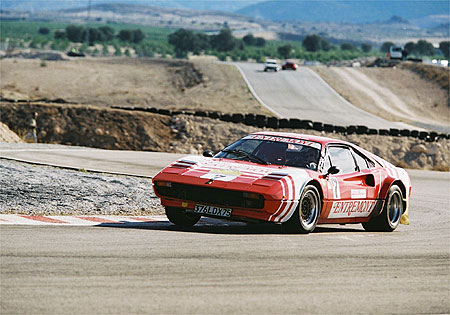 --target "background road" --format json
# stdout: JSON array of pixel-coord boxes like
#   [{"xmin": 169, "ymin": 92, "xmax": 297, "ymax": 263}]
[
  {"xmin": 1, "ymin": 159, "xmax": 449, "ymax": 313},
  {"xmin": 235, "ymin": 62, "xmax": 417, "ymax": 130}
]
